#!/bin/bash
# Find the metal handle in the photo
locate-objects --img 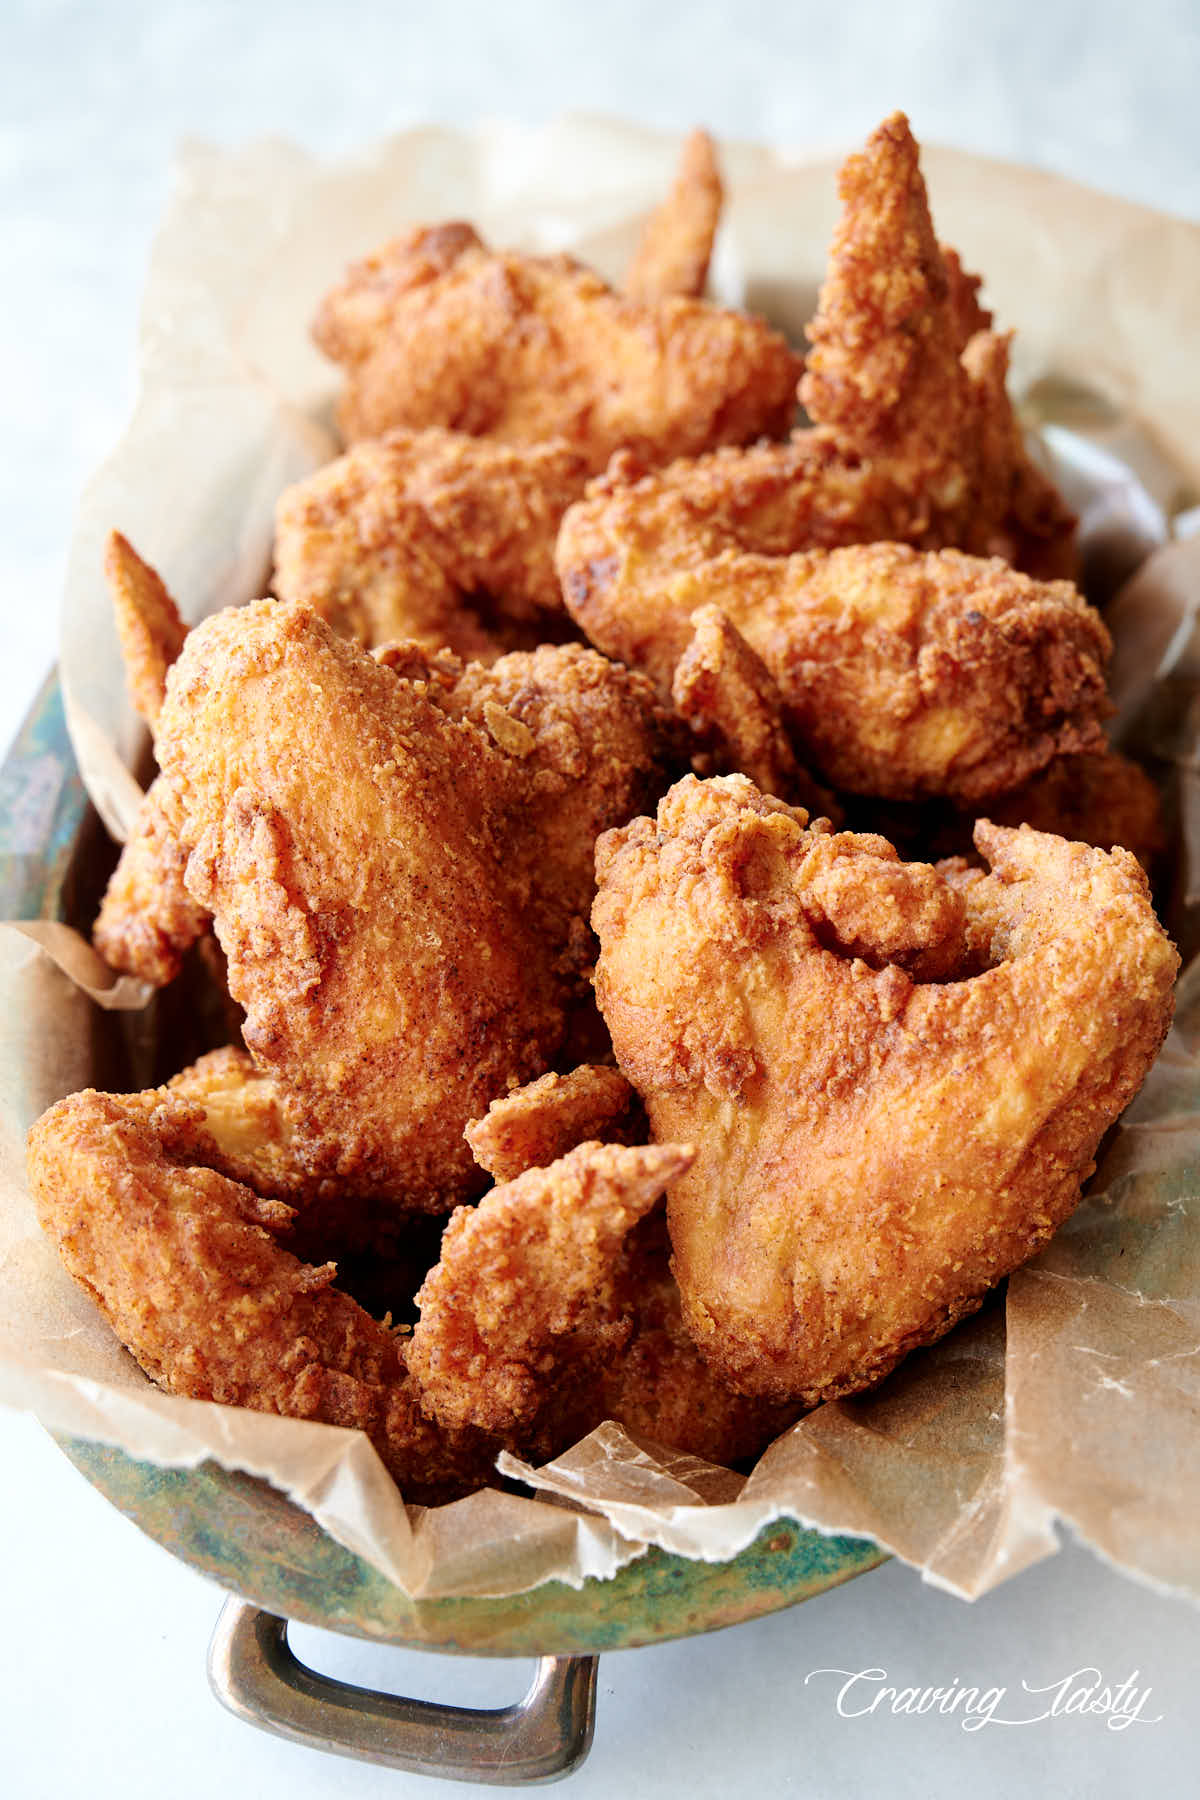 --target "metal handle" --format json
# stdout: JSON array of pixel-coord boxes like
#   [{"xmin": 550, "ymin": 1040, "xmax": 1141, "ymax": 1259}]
[{"xmin": 207, "ymin": 1598, "xmax": 598, "ymax": 1784}]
